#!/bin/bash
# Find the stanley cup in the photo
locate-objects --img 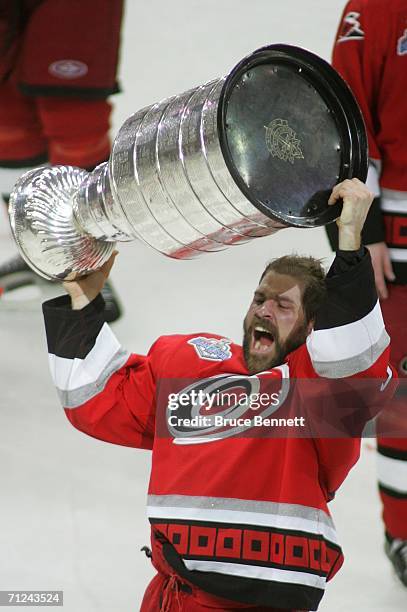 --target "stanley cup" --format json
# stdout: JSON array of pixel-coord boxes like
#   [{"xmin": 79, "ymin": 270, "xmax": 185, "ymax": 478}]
[{"xmin": 8, "ymin": 44, "xmax": 368, "ymax": 280}]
